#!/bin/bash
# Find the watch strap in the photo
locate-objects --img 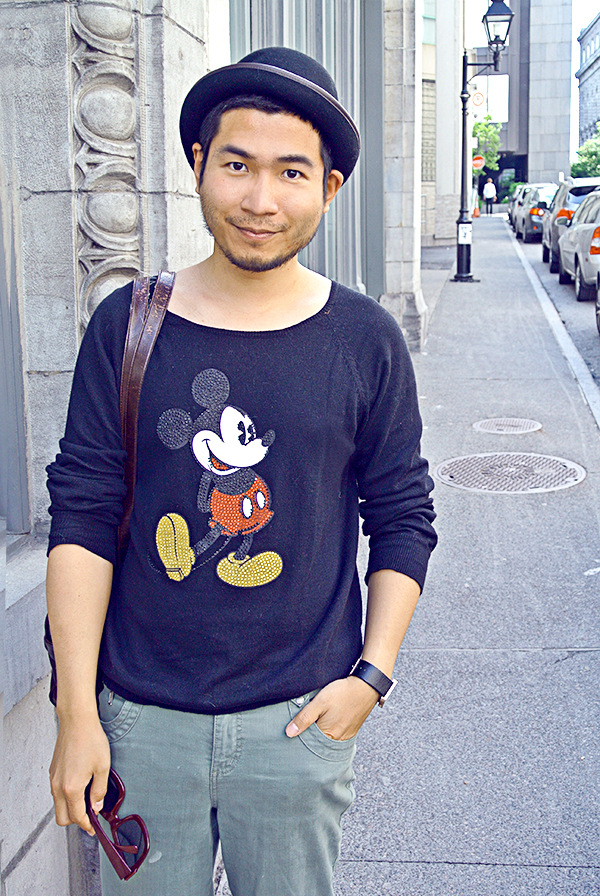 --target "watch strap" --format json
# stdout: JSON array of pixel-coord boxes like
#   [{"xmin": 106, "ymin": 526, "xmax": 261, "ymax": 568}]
[{"xmin": 350, "ymin": 659, "xmax": 398, "ymax": 706}]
